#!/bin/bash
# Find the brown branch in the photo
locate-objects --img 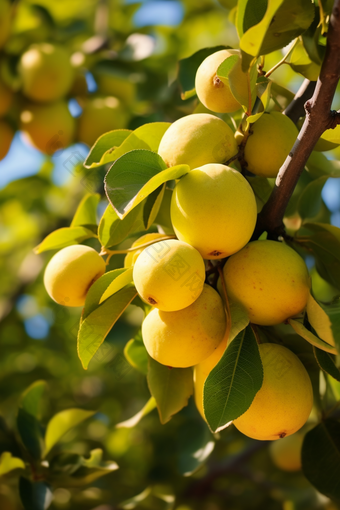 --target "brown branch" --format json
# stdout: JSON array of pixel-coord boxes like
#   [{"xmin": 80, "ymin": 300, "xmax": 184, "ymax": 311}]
[
  {"xmin": 283, "ymin": 79, "xmax": 317, "ymax": 124},
  {"xmin": 253, "ymin": 0, "xmax": 340, "ymax": 240}
]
